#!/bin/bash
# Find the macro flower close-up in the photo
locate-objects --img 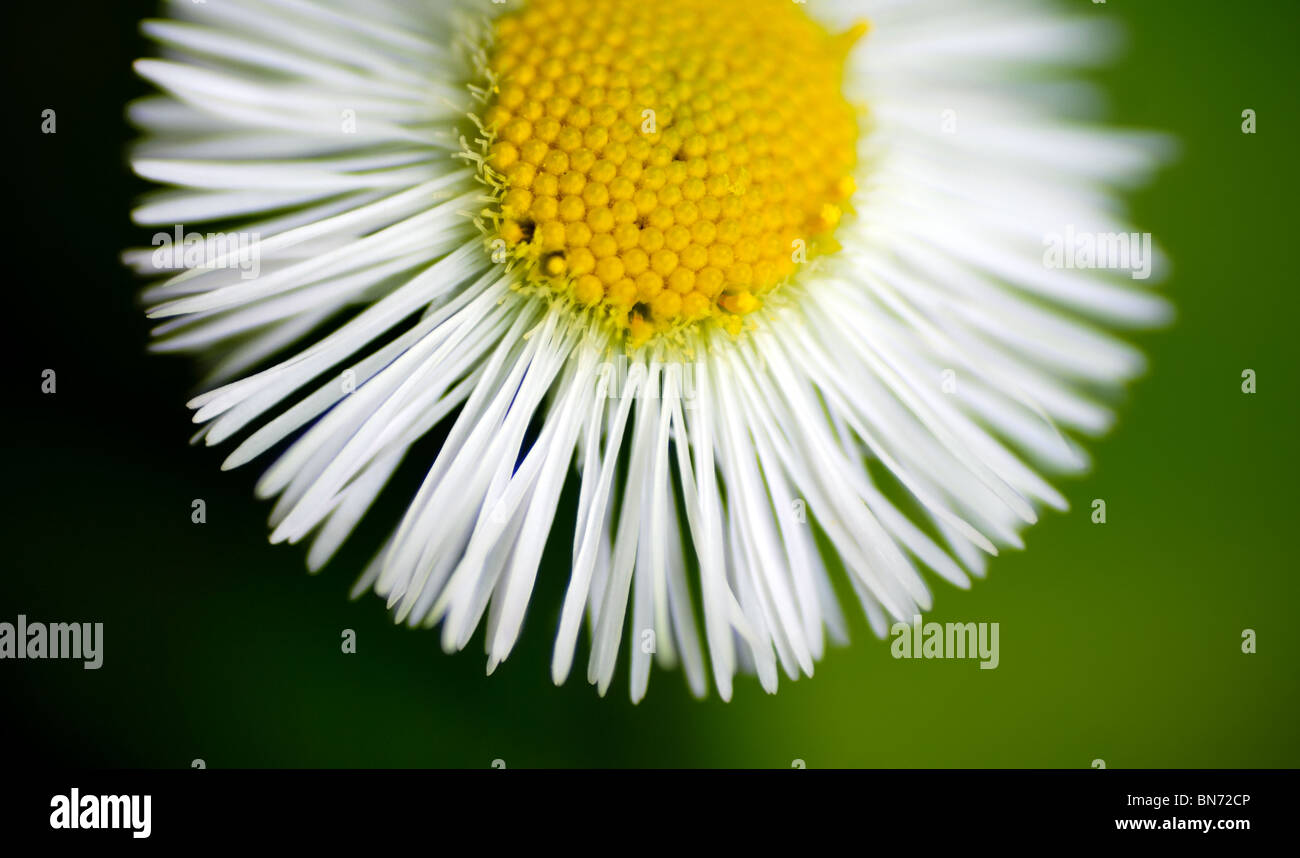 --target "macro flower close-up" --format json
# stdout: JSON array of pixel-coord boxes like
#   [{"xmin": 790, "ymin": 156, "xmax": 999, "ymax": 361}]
[
  {"xmin": 122, "ymin": 0, "xmax": 1172, "ymax": 701},
  {"xmin": 11, "ymin": 0, "xmax": 1300, "ymax": 837}
]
